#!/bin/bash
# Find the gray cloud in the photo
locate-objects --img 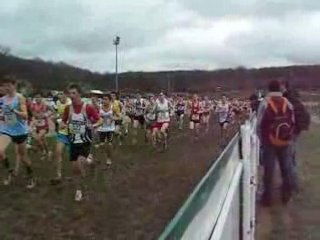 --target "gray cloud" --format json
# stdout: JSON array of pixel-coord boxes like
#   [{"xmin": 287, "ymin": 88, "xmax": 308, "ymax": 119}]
[
  {"xmin": 0, "ymin": 0, "xmax": 320, "ymax": 72},
  {"xmin": 178, "ymin": 0, "xmax": 320, "ymax": 18}
]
